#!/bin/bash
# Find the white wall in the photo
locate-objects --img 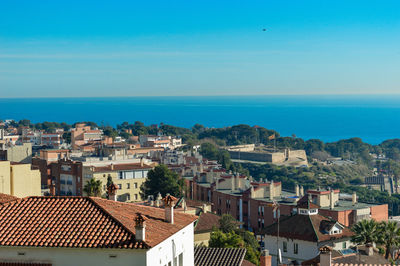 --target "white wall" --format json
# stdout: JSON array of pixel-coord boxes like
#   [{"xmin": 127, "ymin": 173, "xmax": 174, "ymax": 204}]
[
  {"xmin": 147, "ymin": 222, "xmax": 195, "ymax": 266},
  {"xmin": 264, "ymin": 236, "xmax": 318, "ymax": 266},
  {"xmin": 0, "ymin": 246, "xmax": 146, "ymax": 266}
]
